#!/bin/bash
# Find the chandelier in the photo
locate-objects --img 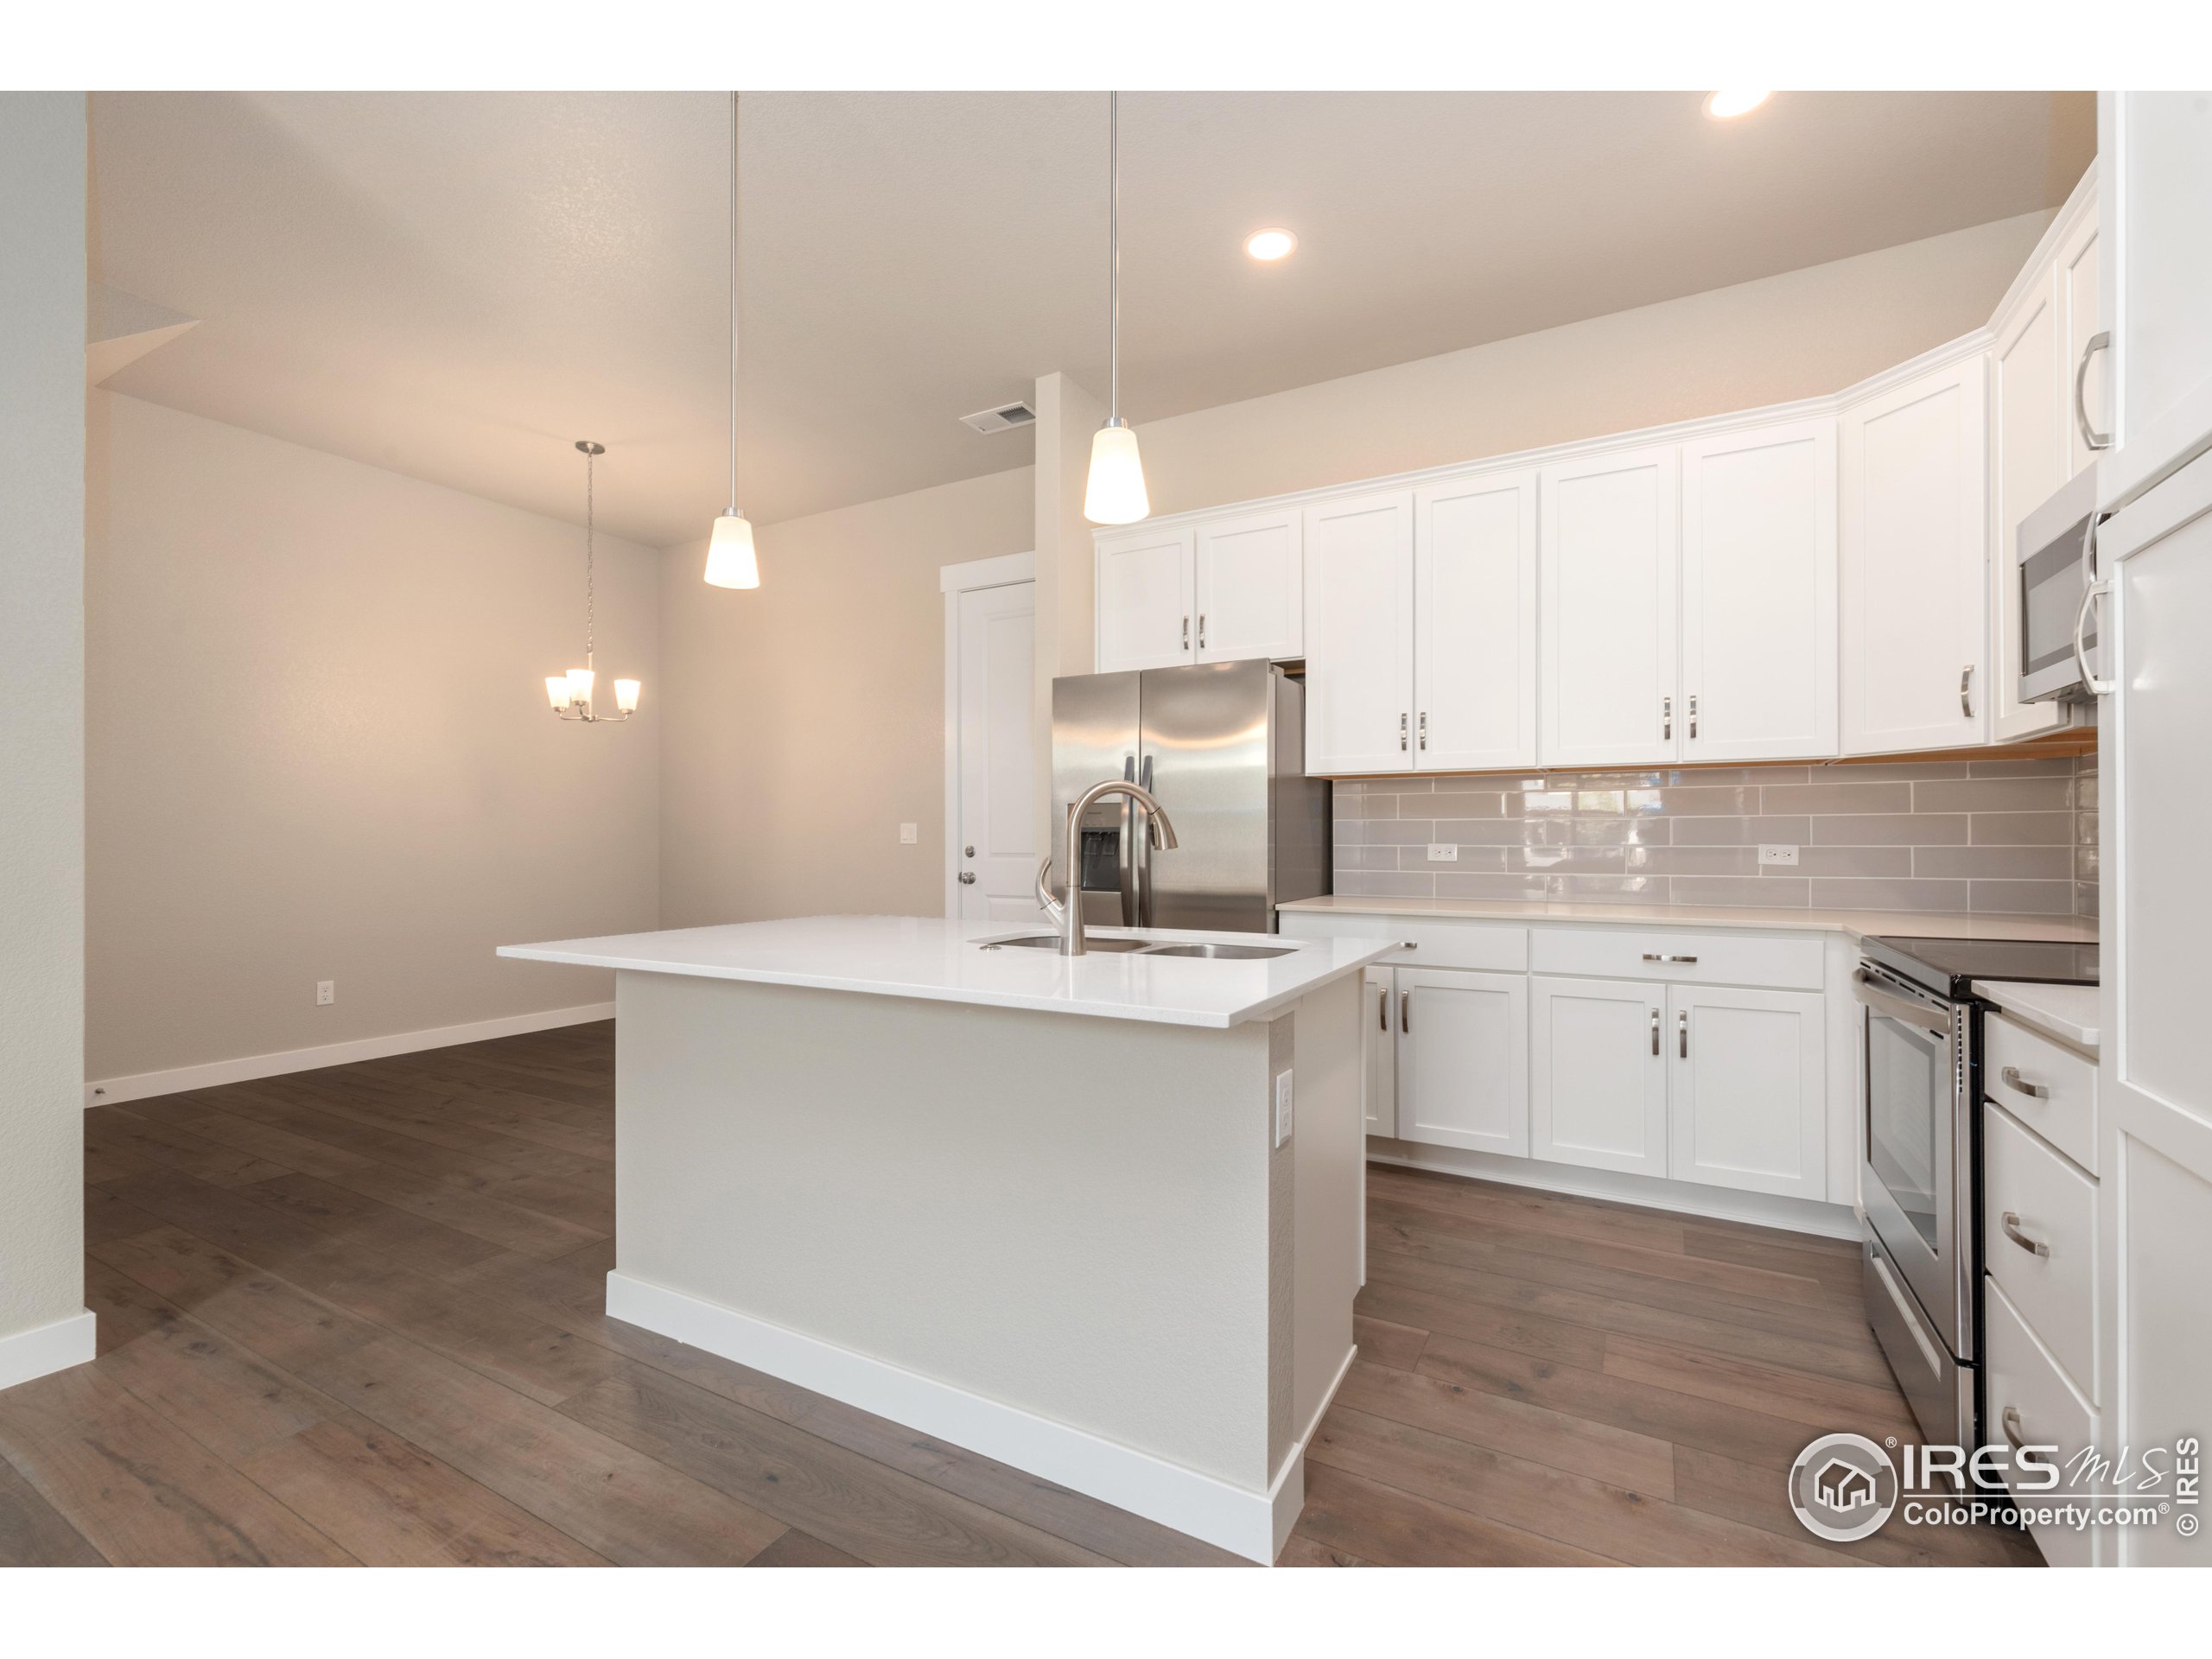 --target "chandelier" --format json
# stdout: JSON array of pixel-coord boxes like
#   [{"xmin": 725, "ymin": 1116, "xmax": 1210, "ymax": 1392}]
[{"xmin": 544, "ymin": 440, "xmax": 640, "ymax": 722}]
